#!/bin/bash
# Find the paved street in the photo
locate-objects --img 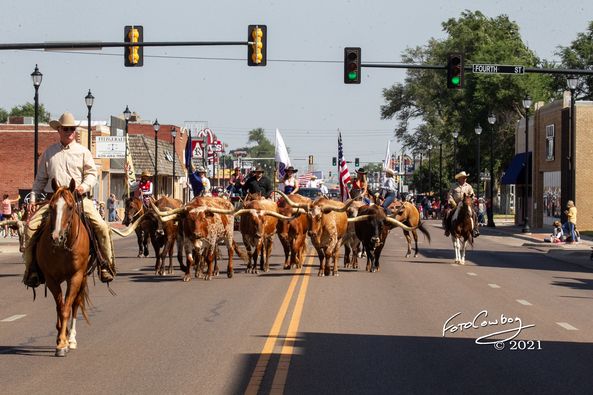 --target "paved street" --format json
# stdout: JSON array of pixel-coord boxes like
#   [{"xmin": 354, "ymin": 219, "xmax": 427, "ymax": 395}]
[{"xmin": 1, "ymin": 221, "xmax": 593, "ymax": 394}]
